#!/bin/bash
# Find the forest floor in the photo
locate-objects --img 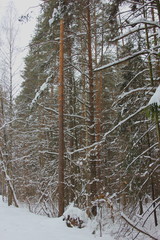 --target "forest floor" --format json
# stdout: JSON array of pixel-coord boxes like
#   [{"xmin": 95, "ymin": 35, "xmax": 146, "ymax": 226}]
[{"xmin": 0, "ymin": 197, "xmax": 115, "ymax": 240}]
